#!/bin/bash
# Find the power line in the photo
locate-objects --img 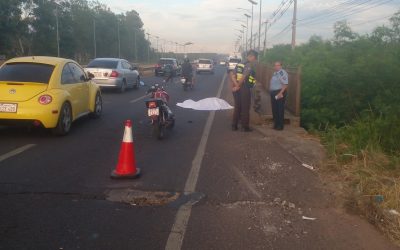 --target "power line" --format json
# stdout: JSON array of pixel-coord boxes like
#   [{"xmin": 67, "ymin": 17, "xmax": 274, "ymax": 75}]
[
  {"xmin": 299, "ymin": 0, "xmax": 395, "ymax": 26},
  {"xmin": 350, "ymin": 13, "xmax": 394, "ymax": 26},
  {"xmin": 269, "ymin": 23, "xmax": 292, "ymax": 42},
  {"xmin": 268, "ymin": 0, "xmax": 294, "ymax": 28},
  {"xmin": 298, "ymin": 0, "xmax": 366, "ymax": 22}
]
